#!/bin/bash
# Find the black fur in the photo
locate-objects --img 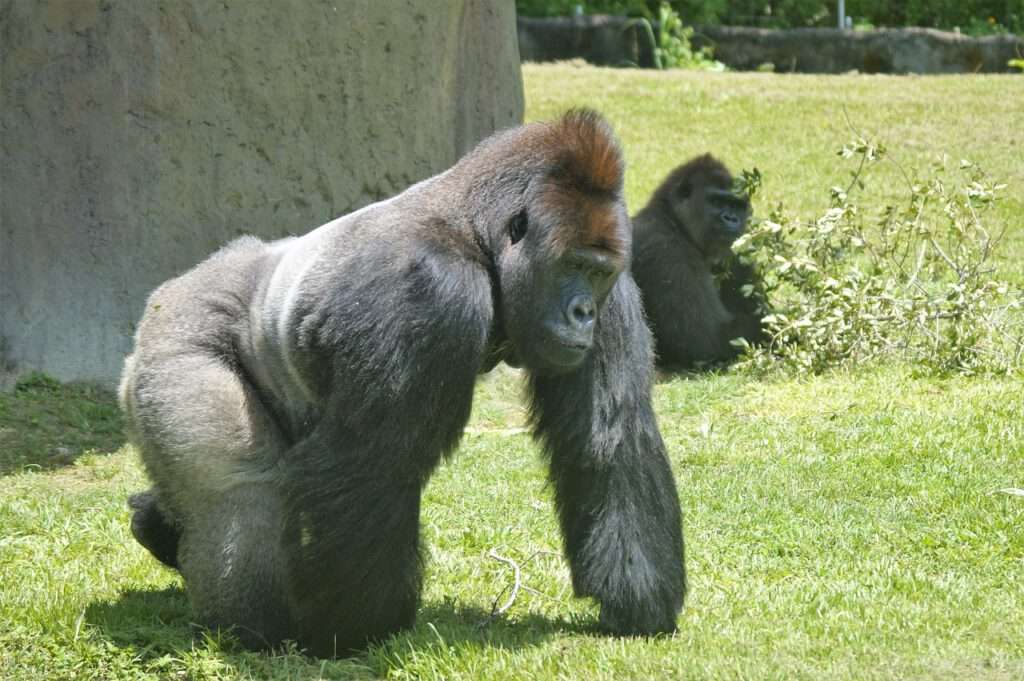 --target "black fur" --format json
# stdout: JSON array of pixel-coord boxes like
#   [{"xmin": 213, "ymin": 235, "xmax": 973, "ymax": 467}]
[
  {"xmin": 529, "ymin": 275, "xmax": 685, "ymax": 633},
  {"xmin": 128, "ymin": 491, "xmax": 179, "ymax": 569},
  {"xmin": 632, "ymin": 154, "xmax": 765, "ymax": 370},
  {"xmin": 120, "ymin": 110, "xmax": 685, "ymax": 657}
]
